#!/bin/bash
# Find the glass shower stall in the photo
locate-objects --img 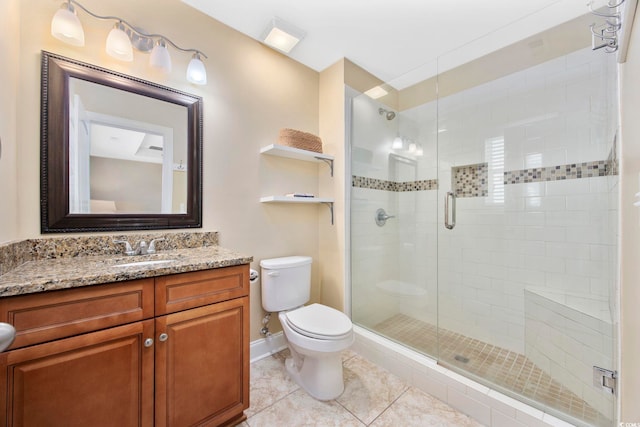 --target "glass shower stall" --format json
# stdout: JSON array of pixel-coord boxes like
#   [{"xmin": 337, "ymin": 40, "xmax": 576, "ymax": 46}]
[{"xmin": 349, "ymin": 39, "xmax": 618, "ymax": 427}]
